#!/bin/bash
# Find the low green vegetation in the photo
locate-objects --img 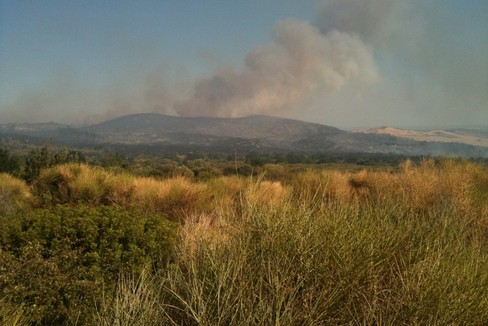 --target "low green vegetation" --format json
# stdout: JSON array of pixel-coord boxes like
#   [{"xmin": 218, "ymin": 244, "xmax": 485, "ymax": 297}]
[
  {"xmin": 0, "ymin": 147, "xmax": 487, "ymax": 325},
  {"xmin": 0, "ymin": 204, "xmax": 177, "ymax": 325}
]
